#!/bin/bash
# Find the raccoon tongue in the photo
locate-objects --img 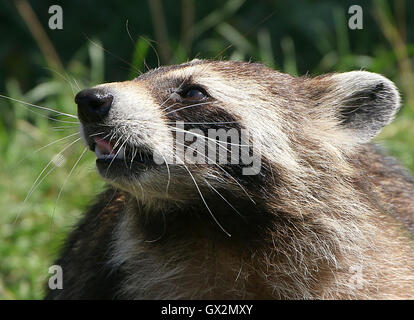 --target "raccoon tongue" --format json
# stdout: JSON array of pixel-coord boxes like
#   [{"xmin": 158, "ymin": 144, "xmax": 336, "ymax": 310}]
[{"xmin": 94, "ymin": 137, "xmax": 114, "ymax": 155}]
